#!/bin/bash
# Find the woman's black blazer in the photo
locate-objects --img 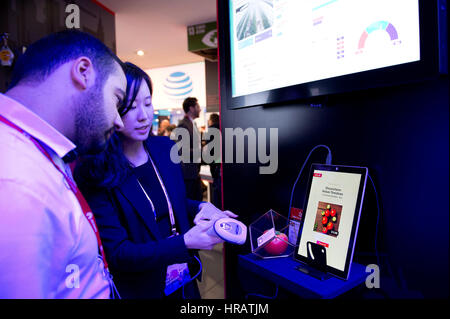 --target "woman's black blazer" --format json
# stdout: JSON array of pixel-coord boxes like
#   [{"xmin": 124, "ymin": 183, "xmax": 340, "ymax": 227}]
[{"xmin": 83, "ymin": 136, "xmax": 203, "ymax": 299}]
